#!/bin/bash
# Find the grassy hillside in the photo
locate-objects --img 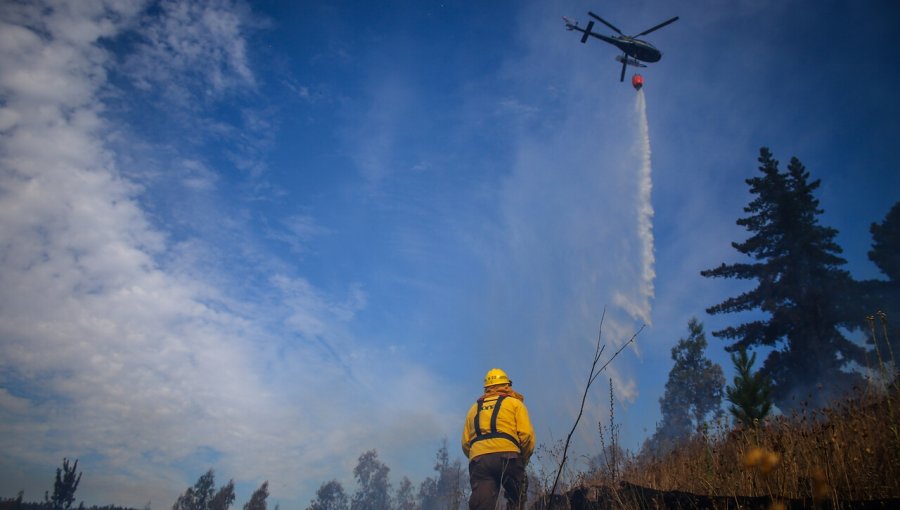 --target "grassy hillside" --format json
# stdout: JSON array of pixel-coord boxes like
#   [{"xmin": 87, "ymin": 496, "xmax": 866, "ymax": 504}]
[{"xmin": 584, "ymin": 382, "xmax": 899, "ymax": 505}]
